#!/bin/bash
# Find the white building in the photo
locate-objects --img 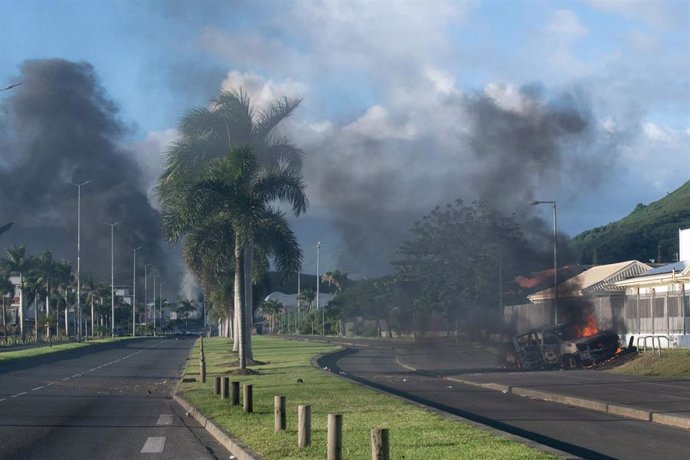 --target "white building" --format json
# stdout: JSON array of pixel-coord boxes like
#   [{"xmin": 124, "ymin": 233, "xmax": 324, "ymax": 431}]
[{"xmin": 616, "ymin": 229, "xmax": 690, "ymax": 347}]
